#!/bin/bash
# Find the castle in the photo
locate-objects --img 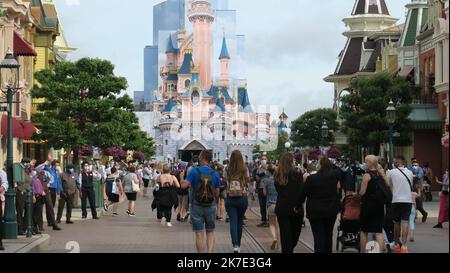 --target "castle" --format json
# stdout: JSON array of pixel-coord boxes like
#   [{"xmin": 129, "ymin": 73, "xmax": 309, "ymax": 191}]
[{"xmin": 144, "ymin": 0, "xmax": 274, "ymax": 163}]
